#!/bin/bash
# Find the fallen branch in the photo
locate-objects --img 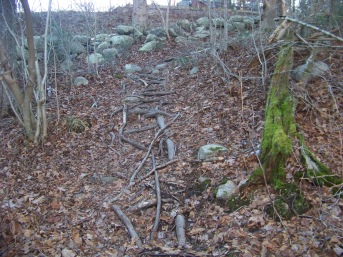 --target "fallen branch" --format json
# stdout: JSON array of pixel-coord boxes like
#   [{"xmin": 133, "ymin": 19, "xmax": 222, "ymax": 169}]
[
  {"xmin": 124, "ymin": 124, "xmax": 157, "ymax": 135},
  {"xmin": 111, "ymin": 204, "xmax": 143, "ymax": 248},
  {"xmin": 141, "ymin": 91, "xmax": 176, "ymax": 97},
  {"xmin": 175, "ymin": 214, "xmax": 186, "ymax": 248},
  {"xmin": 157, "ymin": 115, "xmax": 175, "ymax": 160},
  {"xmin": 150, "ymin": 152, "xmax": 162, "ymax": 240},
  {"xmin": 278, "ymin": 16, "xmax": 343, "ymax": 42},
  {"xmin": 120, "ymin": 135, "xmax": 146, "ymax": 150},
  {"xmin": 118, "ymin": 104, "xmax": 128, "ymax": 146},
  {"xmin": 130, "ymin": 113, "xmax": 179, "ymax": 183}
]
